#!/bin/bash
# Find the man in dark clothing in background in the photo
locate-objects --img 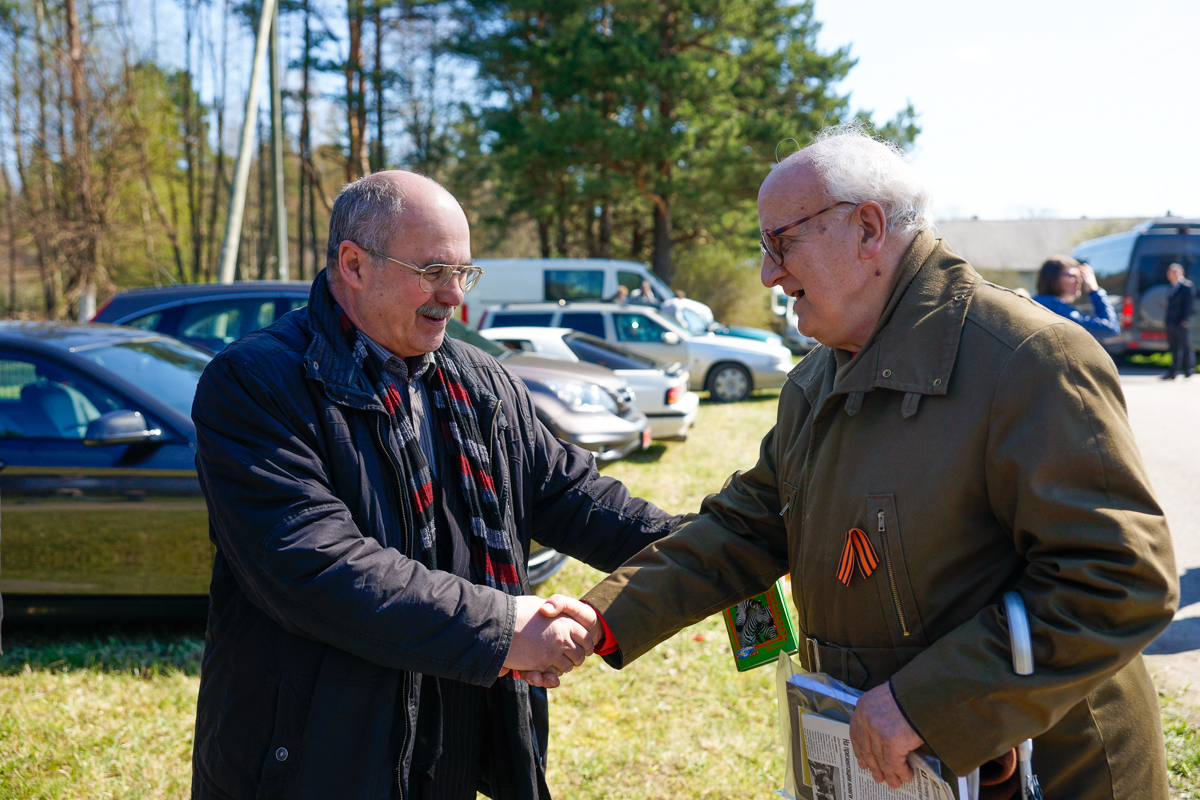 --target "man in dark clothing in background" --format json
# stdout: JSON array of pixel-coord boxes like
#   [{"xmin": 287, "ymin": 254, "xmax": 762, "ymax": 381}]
[
  {"xmin": 189, "ymin": 171, "xmax": 677, "ymax": 800},
  {"xmin": 1163, "ymin": 261, "xmax": 1195, "ymax": 379}
]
